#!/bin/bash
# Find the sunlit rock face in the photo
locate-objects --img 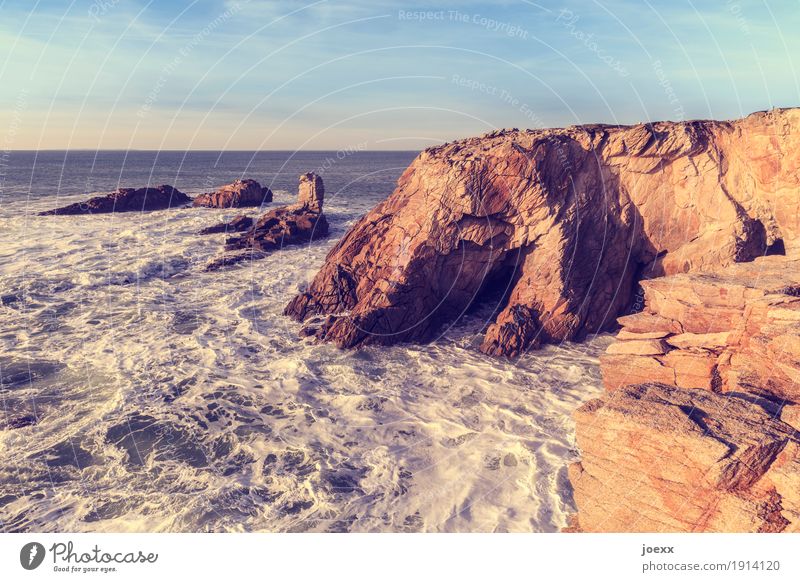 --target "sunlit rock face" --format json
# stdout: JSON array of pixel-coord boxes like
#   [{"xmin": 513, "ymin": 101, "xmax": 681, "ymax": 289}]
[
  {"xmin": 570, "ymin": 255, "xmax": 800, "ymax": 533},
  {"xmin": 286, "ymin": 108, "xmax": 800, "ymax": 357}
]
